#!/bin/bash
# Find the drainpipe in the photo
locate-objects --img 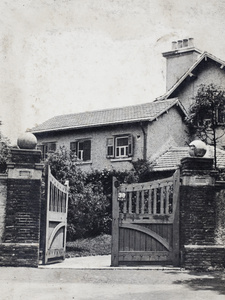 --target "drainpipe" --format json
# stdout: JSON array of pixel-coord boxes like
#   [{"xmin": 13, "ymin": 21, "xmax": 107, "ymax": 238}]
[{"xmin": 140, "ymin": 122, "xmax": 147, "ymax": 160}]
